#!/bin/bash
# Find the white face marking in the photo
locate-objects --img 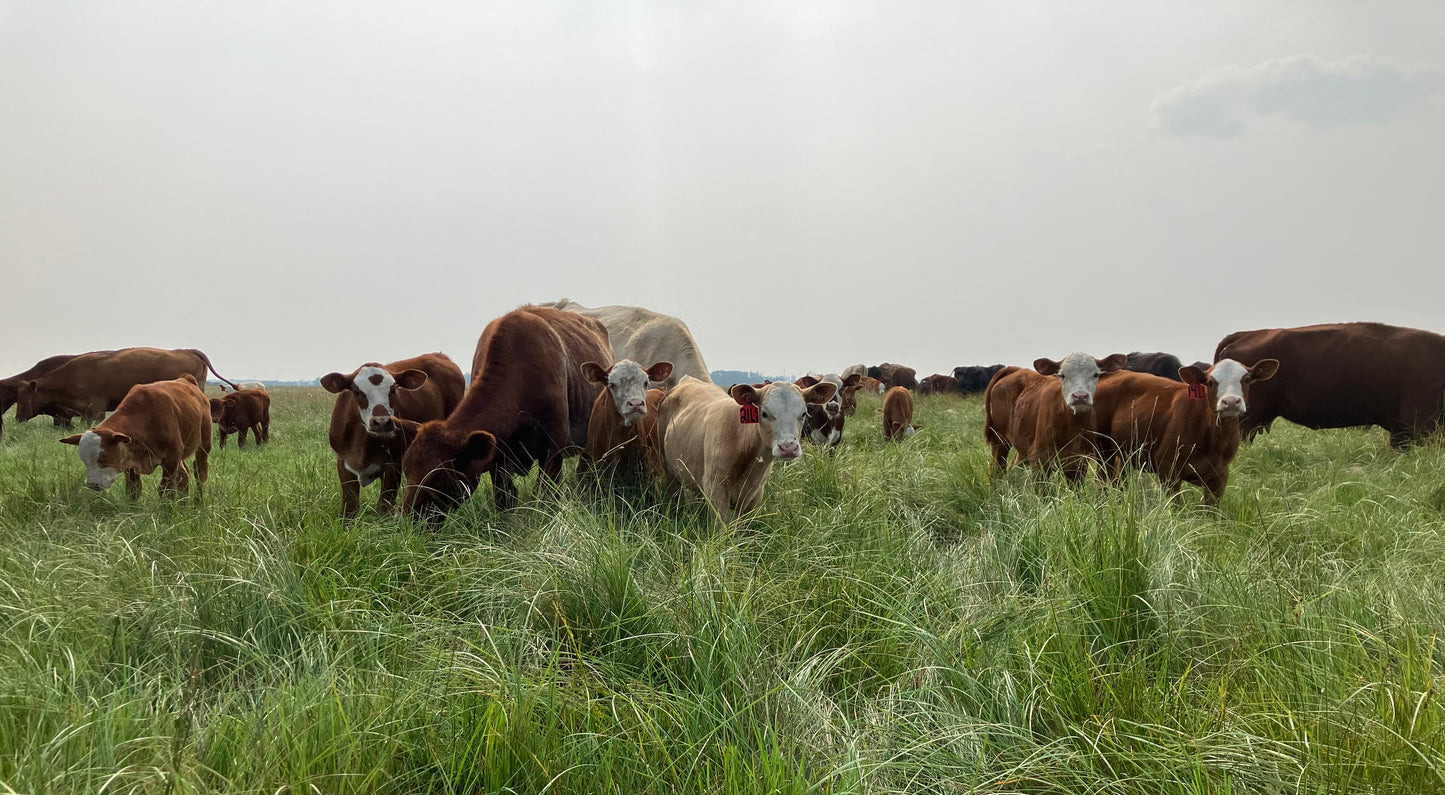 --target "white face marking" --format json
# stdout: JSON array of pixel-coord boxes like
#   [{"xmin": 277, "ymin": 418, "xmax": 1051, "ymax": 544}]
[
  {"xmin": 606, "ymin": 360, "xmax": 651, "ymax": 426},
  {"xmin": 1056, "ymin": 352, "xmax": 1105, "ymax": 414},
  {"xmin": 354, "ymin": 366, "xmax": 398, "ymax": 433},
  {"xmin": 820, "ymin": 374, "xmax": 844, "ymax": 418},
  {"xmin": 77, "ymin": 431, "xmax": 121, "ymax": 490},
  {"xmin": 759, "ymin": 385, "xmax": 809, "ymax": 460},
  {"xmin": 1210, "ymin": 359, "xmax": 1249, "ymax": 415}
]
